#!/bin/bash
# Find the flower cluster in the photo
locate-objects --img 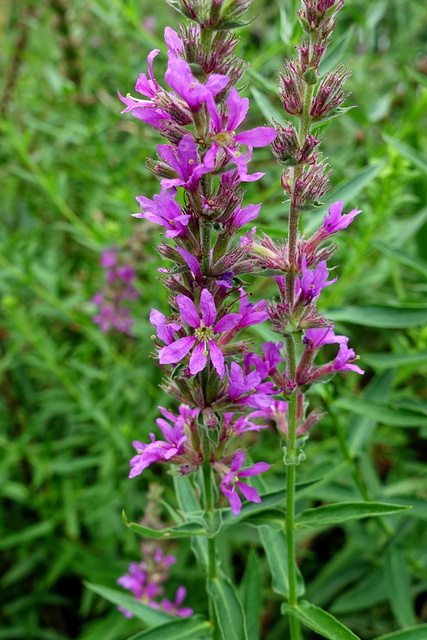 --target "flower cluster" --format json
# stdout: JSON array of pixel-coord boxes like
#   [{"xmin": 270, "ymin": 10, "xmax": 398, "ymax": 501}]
[
  {"xmin": 121, "ymin": 0, "xmax": 363, "ymax": 518},
  {"xmin": 117, "ymin": 485, "xmax": 192, "ymax": 618},
  {"xmin": 92, "ymin": 247, "xmax": 139, "ymax": 335}
]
